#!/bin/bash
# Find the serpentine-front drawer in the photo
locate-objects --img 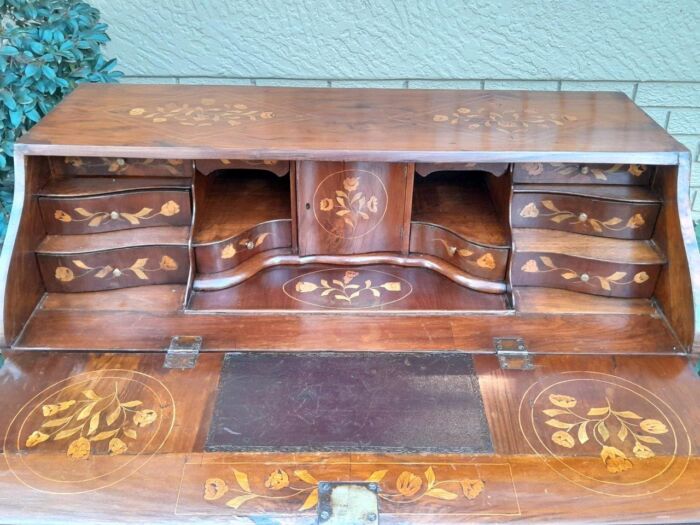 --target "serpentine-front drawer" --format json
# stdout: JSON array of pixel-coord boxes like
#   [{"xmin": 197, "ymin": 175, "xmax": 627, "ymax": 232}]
[
  {"xmin": 51, "ymin": 157, "xmax": 193, "ymax": 177},
  {"xmin": 512, "ymin": 186, "xmax": 660, "ymax": 240},
  {"xmin": 37, "ymin": 245, "xmax": 190, "ymax": 293},
  {"xmin": 194, "ymin": 219, "xmax": 292, "ymax": 274},
  {"xmin": 39, "ymin": 190, "xmax": 192, "ymax": 234},
  {"xmin": 513, "ymin": 163, "xmax": 652, "ymax": 185},
  {"xmin": 409, "ymin": 222, "xmax": 509, "ymax": 281}
]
